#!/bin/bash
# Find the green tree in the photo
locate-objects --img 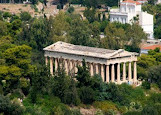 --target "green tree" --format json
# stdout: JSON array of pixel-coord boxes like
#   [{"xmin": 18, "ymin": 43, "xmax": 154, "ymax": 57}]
[
  {"xmin": 154, "ymin": 25, "xmax": 161, "ymax": 39},
  {"xmin": 141, "ymin": 105, "xmax": 158, "ymax": 115},
  {"xmin": 52, "ymin": 63, "xmax": 80, "ymax": 105},
  {"xmin": 148, "ymin": 0, "xmax": 157, "ymax": 5},
  {"xmin": 0, "ymin": 94, "xmax": 24, "ymax": 114},
  {"xmin": 79, "ymin": 86, "xmax": 95, "ymax": 104},
  {"xmin": 69, "ymin": 18, "xmax": 93, "ymax": 46},
  {"xmin": 148, "ymin": 65, "xmax": 161, "ymax": 89},
  {"xmin": 76, "ymin": 59, "xmax": 91, "ymax": 87},
  {"xmin": 51, "ymin": 12, "xmax": 70, "ymax": 42},
  {"xmin": 20, "ymin": 12, "xmax": 31, "ymax": 21},
  {"xmin": 125, "ymin": 24, "xmax": 147, "ymax": 52},
  {"xmin": 0, "ymin": 21, "xmax": 7, "ymax": 38},
  {"xmin": 0, "ymin": 45, "xmax": 33, "ymax": 93},
  {"xmin": 101, "ymin": 23, "xmax": 126, "ymax": 49},
  {"xmin": 30, "ymin": 65, "xmax": 51, "ymax": 103},
  {"xmin": 84, "ymin": 8, "xmax": 98, "ymax": 23},
  {"xmin": 67, "ymin": 6, "xmax": 75, "ymax": 13}
]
